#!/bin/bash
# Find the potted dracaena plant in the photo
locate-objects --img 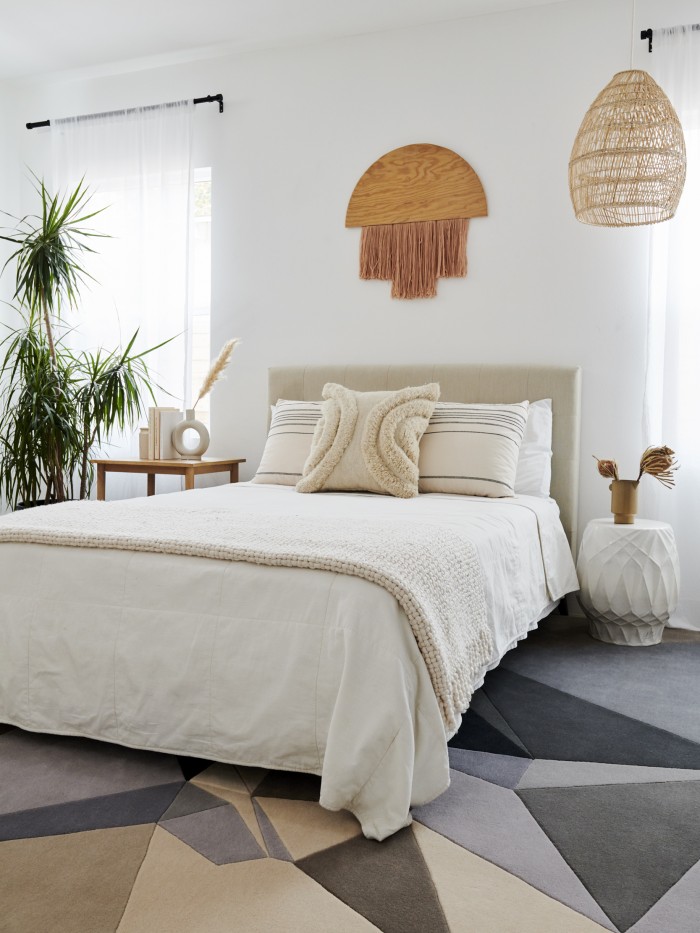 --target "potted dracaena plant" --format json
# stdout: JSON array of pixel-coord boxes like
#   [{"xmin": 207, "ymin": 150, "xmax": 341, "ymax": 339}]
[{"xmin": 0, "ymin": 177, "xmax": 168, "ymax": 509}]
